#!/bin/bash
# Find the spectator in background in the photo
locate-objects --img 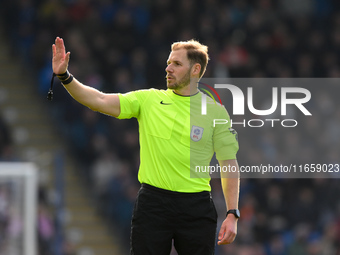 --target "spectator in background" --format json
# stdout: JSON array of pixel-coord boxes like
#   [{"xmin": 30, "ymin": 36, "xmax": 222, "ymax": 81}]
[
  {"xmin": 37, "ymin": 202, "xmax": 55, "ymax": 255},
  {"xmin": 0, "ymin": 115, "xmax": 13, "ymax": 161}
]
